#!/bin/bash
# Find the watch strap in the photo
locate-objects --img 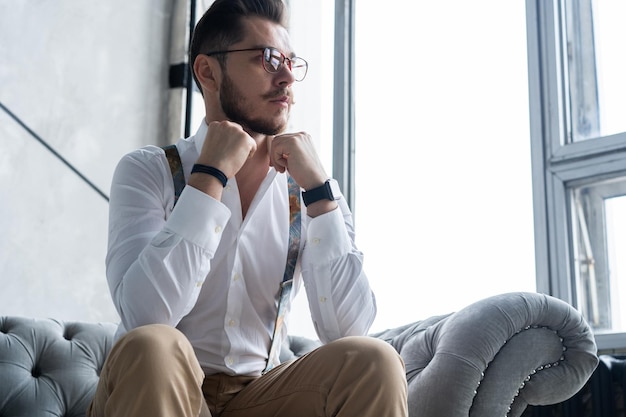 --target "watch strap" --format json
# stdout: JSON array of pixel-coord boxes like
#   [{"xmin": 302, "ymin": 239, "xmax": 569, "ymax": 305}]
[{"xmin": 302, "ymin": 180, "xmax": 333, "ymax": 206}]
